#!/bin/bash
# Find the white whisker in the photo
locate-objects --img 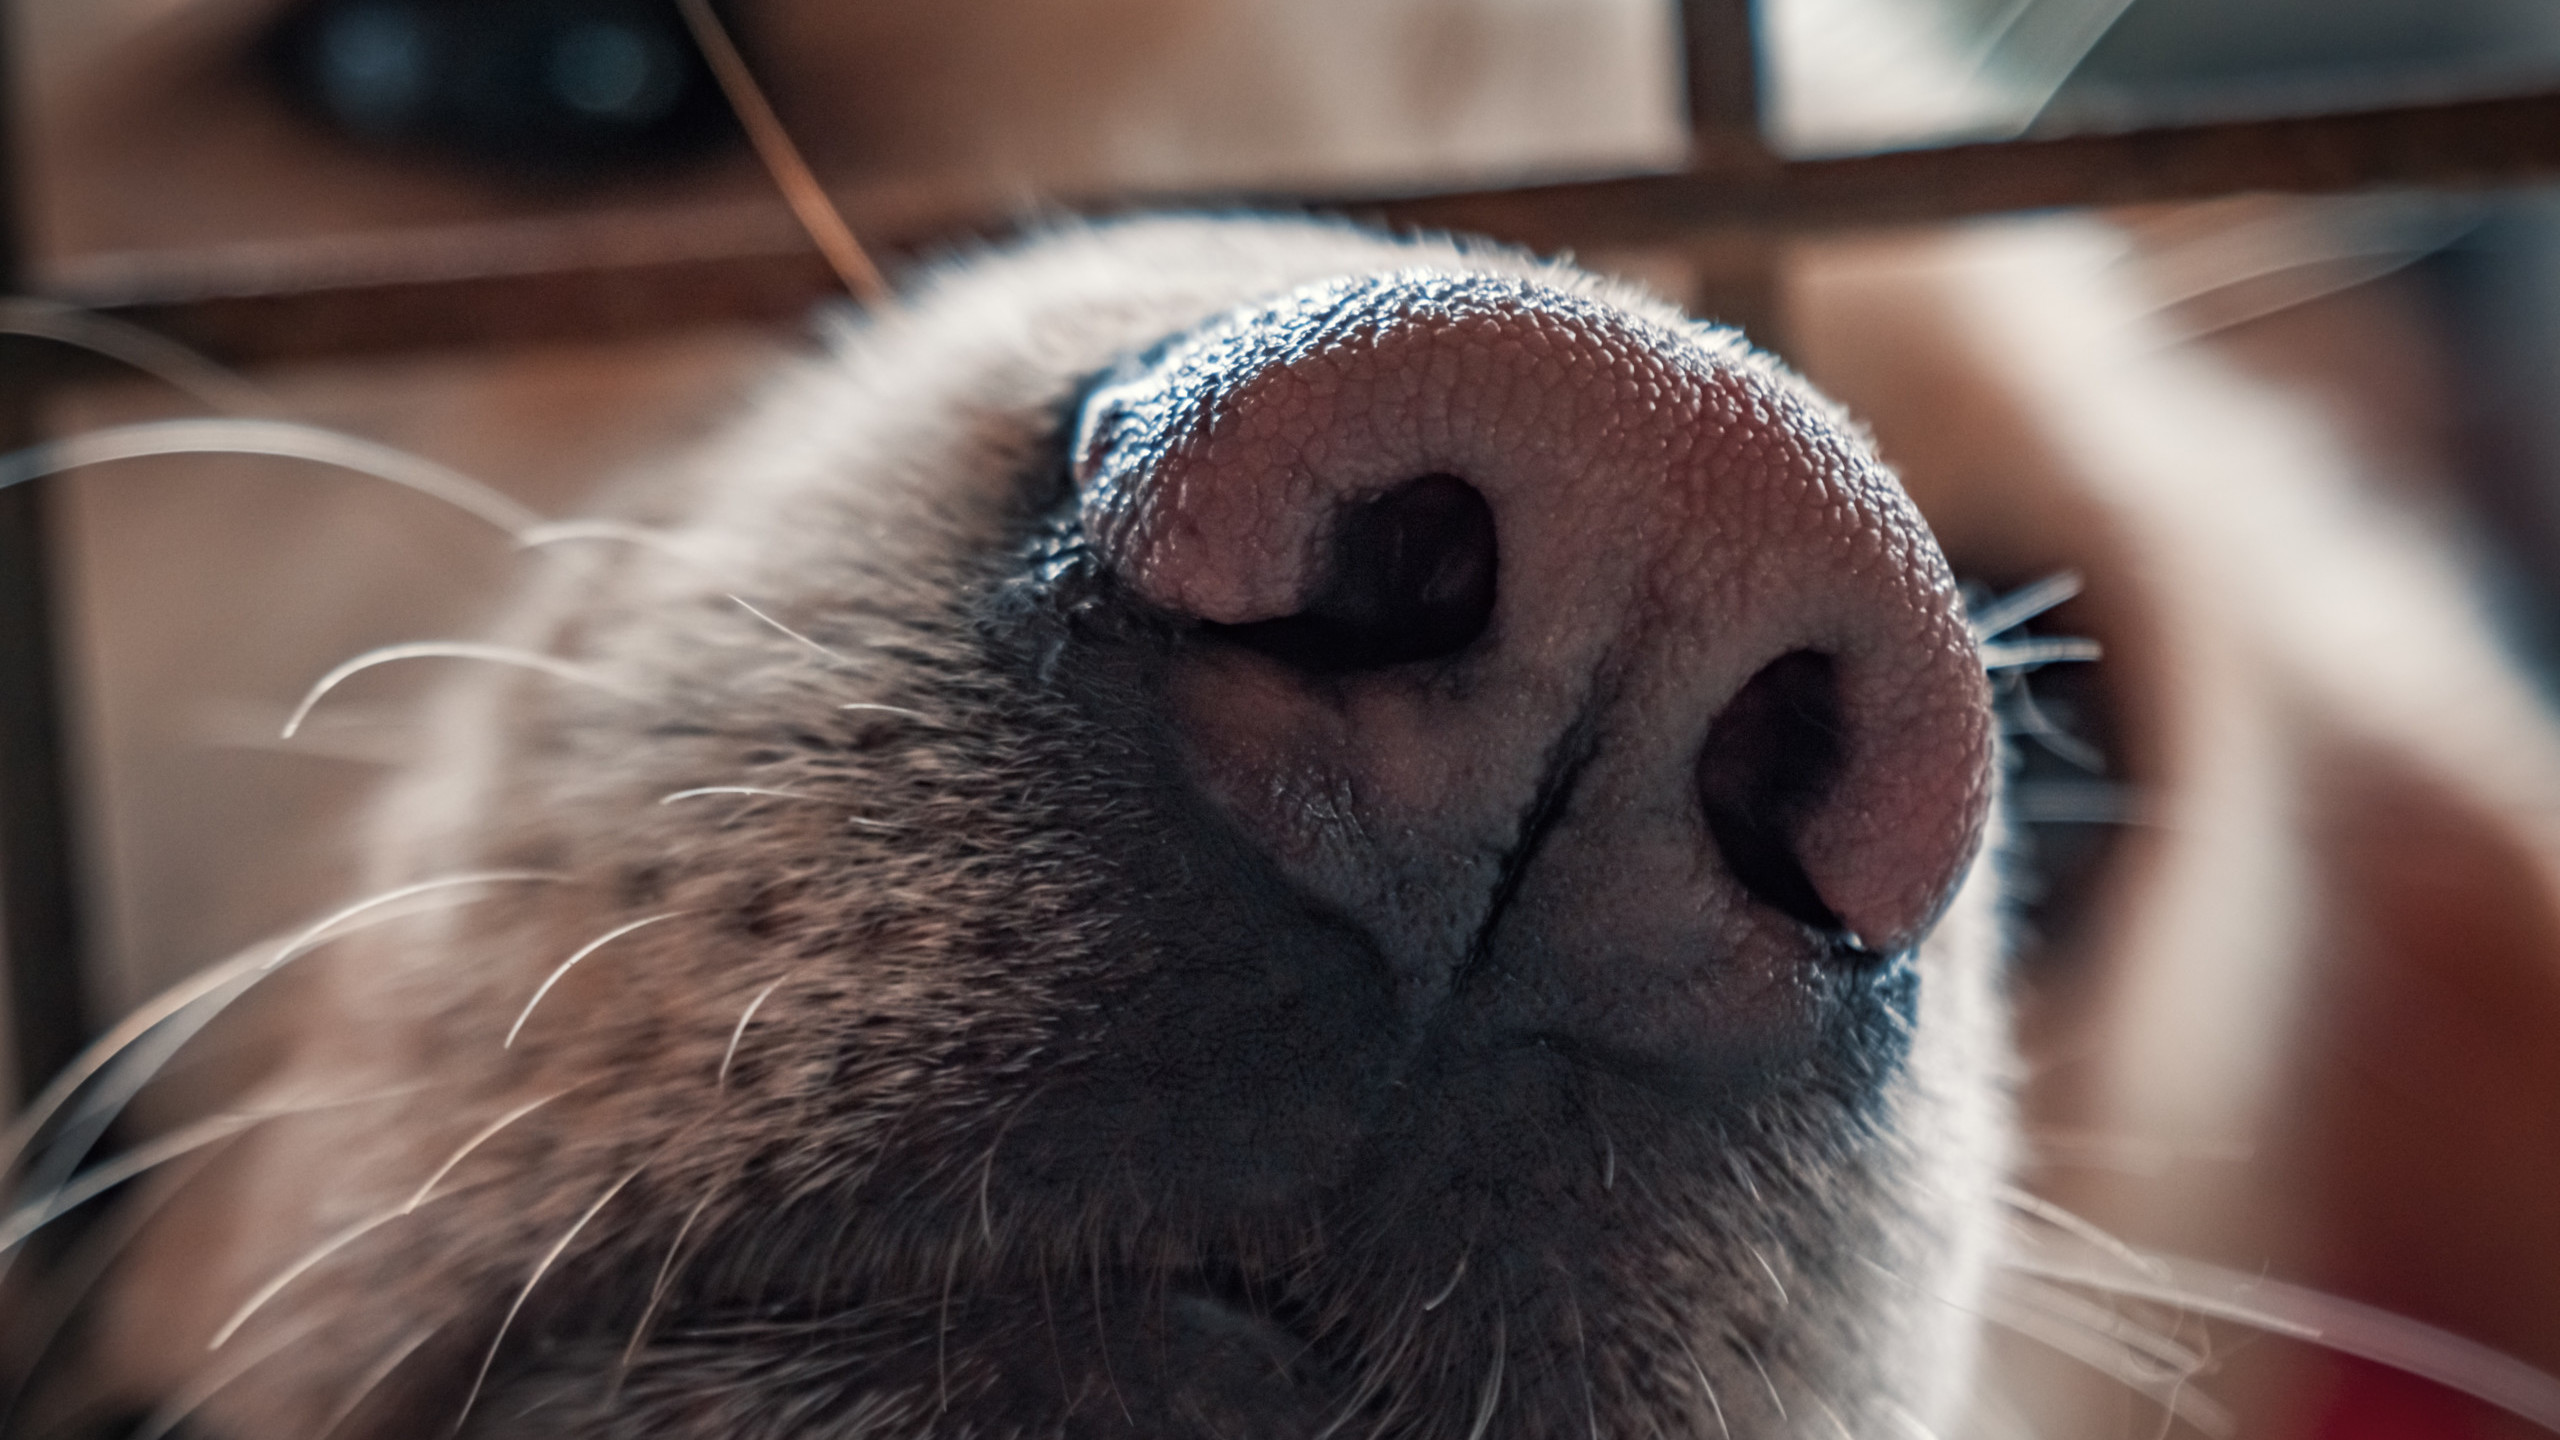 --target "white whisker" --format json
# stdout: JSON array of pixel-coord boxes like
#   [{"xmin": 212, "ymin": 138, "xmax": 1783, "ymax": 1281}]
[
  {"xmin": 0, "ymin": 297, "xmax": 272, "ymax": 413},
  {"xmin": 1746, "ymin": 1242, "xmax": 1790, "ymax": 1307},
  {"xmin": 1882, "ymin": 1400, "xmax": 1944, "ymax": 1440},
  {"xmin": 2003, "ymin": 1249, "xmax": 2560, "ymax": 1432},
  {"xmin": 1808, "ymin": 1392, "xmax": 1859, "ymax": 1440},
  {"xmin": 2134, "ymin": 195, "xmax": 2483, "ymax": 341},
  {"xmin": 2161, "ymin": 248, "xmax": 2454, "ymax": 343},
  {"xmin": 1981, "ymin": 637, "xmax": 2103, "ymax": 671},
  {"xmin": 1969, "ymin": 572, "xmax": 2084, "ymax": 641},
  {"xmin": 1462, "ymin": 1308, "xmax": 1507, "ymax": 1440},
  {"xmin": 729, "ymin": 594, "xmax": 855, "ymax": 665},
  {"xmin": 1996, "ymin": 1271, "xmax": 2212, "ymax": 1377},
  {"xmin": 618, "ymin": 1189, "xmax": 718, "ymax": 1381},
  {"xmin": 0, "ymin": 1144, "xmax": 234, "ymax": 1413},
  {"xmin": 0, "ymin": 419, "xmax": 539, "ymax": 534},
  {"xmin": 1670, "ymin": 1328, "xmax": 1733, "ymax": 1440},
  {"xmin": 1422, "ymin": 1250, "xmax": 1471, "ymax": 1312},
  {"xmin": 453, "ymin": 1159, "xmax": 652, "ymax": 1433},
  {"xmin": 312, "ymin": 1322, "xmax": 441, "ymax": 1440},
  {"xmin": 2007, "ymin": 782, "xmax": 2146, "ymax": 826},
  {"xmin": 212, "ymin": 1207, "xmax": 414, "ymax": 1350},
  {"xmin": 284, "ymin": 643, "xmax": 636, "ymax": 739},
  {"xmin": 2001, "ymin": 683, "xmax": 2108, "ymax": 774},
  {"xmin": 1977, "ymin": 1281, "xmax": 2232, "ymax": 1435},
  {"xmin": 2, "ymin": 1113, "xmax": 259, "ymax": 1252},
  {"xmin": 401, "ymin": 1091, "xmax": 574, "ymax": 1213},
  {"xmin": 839, "ymin": 701, "xmax": 939, "ymax": 724},
  {"xmin": 718, "ymin": 975, "xmax": 794, "ymax": 1087},
  {"xmin": 515, "ymin": 519, "xmax": 701, "ymax": 563},
  {"xmin": 1963, "ymin": 0, "xmax": 2138, "ymax": 126},
  {"xmin": 1741, "ymin": 1340, "xmax": 1785, "ymax": 1419},
  {"xmin": 661, "ymin": 786, "xmax": 816, "ymax": 805},
  {"xmin": 1998, "ymin": 1185, "xmax": 2171, "ymax": 1282},
  {"xmin": 1999, "ymin": 1253, "xmax": 2316, "ymax": 1342},
  {"xmin": 134, "ymin": 1314, "xmax": 323, "ymax": 1440},
  {"xmin": 2, "ymin": 871, "xmax": 562, "ymax": 1181},
  {"xmin": 4, "ymin": 1087, "xmax": 424, "ymax": 1252},
  {"xmin": 190, "ymin": 696, "xmax": 416, "ymax": 767},
  {"xmin": 1869, "ymin": 1246, "xmax": 2228, "ymax": 1433},
  {"xmin": 660, "ymin": 786, "xmax": 903, "ymax": 831},
  {"xmin": 506, "ymin": 912, "xmax": 690, "ymax": 1048}
]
